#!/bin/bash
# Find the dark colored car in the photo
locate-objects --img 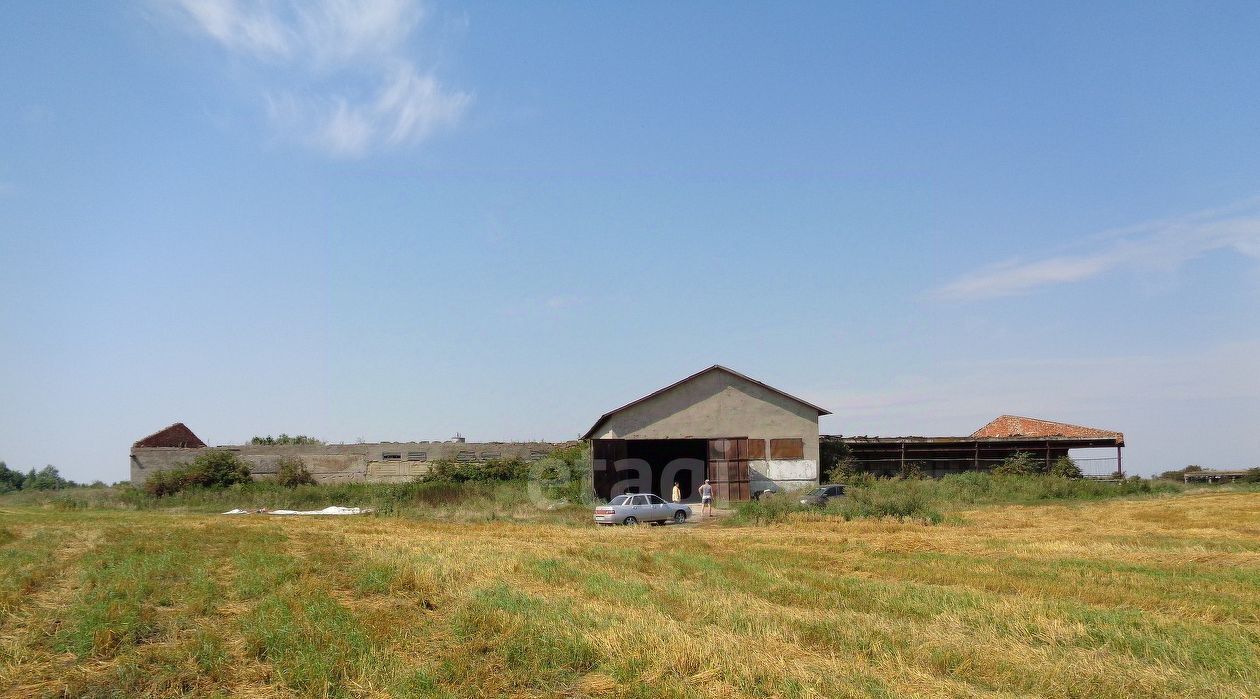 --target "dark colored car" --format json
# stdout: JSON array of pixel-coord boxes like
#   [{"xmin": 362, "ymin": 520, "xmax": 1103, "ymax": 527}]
[{"xmin": 799, "ymin": 483, "xmax": 846, "ymax": 507}]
